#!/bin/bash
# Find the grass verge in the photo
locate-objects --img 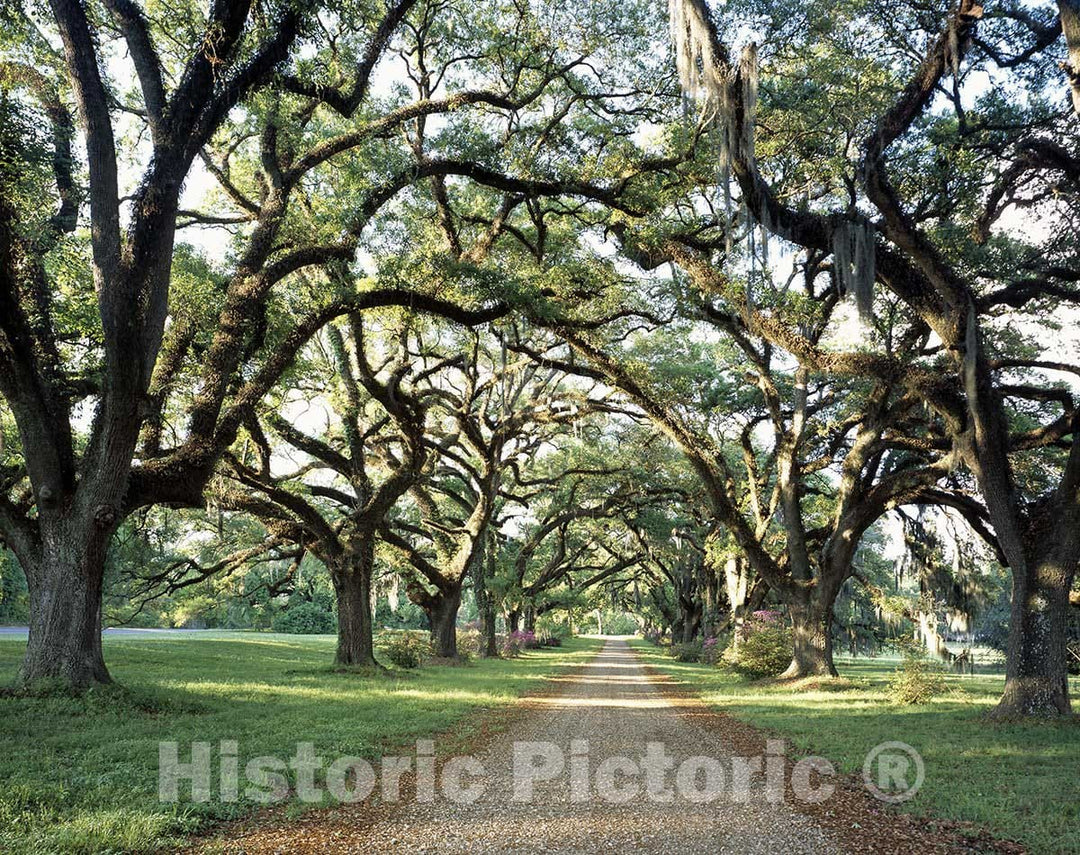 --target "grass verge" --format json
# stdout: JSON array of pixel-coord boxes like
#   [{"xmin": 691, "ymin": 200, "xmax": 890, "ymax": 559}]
[
  {"xmin": 630, "ymin": 638, "xmax": 1080, "ymax": 855},
  {"xmin": 0, "ymin": 633, "xmax": 601, "ymax": 854}
]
